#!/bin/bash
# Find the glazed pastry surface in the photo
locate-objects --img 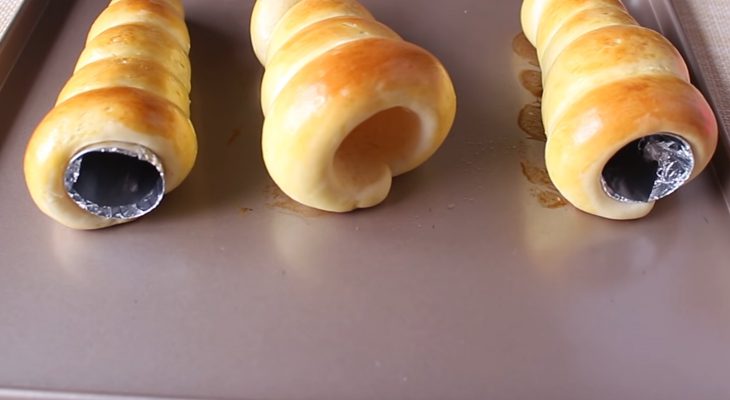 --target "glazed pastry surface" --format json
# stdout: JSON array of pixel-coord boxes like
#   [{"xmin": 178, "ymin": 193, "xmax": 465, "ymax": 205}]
[
  {"xmin": 251, "ymin": 0, "xmax": 456, "ymax": 211},
  {"xmin": 521, "ymin": 0, "xmax": 717, "ymax": 219},
  {"xmin": 24, "ymin": 0, "xmax": 196, "ymax": 229}
]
